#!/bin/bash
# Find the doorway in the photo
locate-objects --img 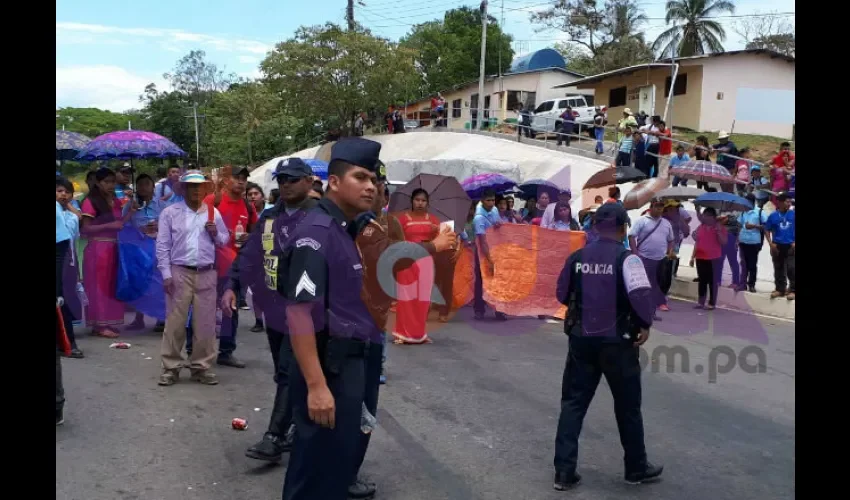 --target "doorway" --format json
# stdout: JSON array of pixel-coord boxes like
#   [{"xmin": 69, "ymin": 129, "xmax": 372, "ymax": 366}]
[{"xmin": 638, "ymin": 85, "xmax": 656, "ymax": 116}]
